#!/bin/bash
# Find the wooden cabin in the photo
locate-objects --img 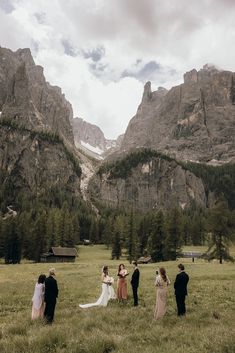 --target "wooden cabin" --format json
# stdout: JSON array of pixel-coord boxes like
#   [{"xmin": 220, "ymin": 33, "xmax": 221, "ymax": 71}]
[
  {"xmin": 40, "ymin": 247, "xmax": 78, "ymax": 263},
  {"xmin": 137, "ymin": 256, "xmax": 152, "ymax": 264}
]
